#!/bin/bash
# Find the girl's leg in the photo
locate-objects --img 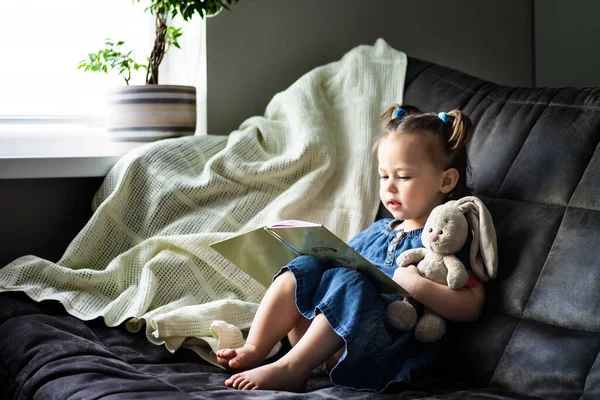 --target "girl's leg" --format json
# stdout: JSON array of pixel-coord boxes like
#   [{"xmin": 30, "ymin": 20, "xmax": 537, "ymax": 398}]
[
  {"xmin": 225, "ymin": 312, "xmax": 344, "ymax": 392},
  {"xmin": 216, "ymin": 270, "xmax": 302, "ymax": 369},
  {"xmin": 287, "ymin": 315, "xmax": 311, "ymax": 346},
  {"xmin": 288, "ymin": 317, "xmax": 344, "ymax": 374}
]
